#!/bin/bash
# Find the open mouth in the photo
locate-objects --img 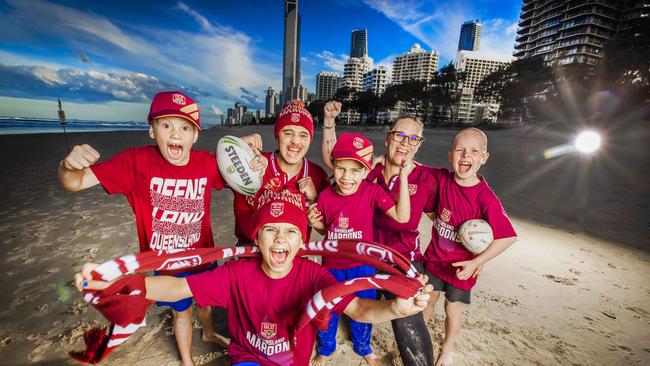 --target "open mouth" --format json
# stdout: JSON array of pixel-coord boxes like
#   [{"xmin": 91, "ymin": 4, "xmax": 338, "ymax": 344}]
[
  {"xmin": 458, "ymin": 161, "xmax": 472, "ymax": 174},
  {"xmin": 286, "ymin": 146, "xmax": 301, "ymax": 159},
  {"xmin": 338, "ymin": 181, "xmax": 355, "ymax": 190},
  {"xmin": 168, "ymin": 143, "xmax": 183, "ymax": 159},
  {"xmin": 270, "ymin": 247, "xmax": 289, "ymax": 266}
]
